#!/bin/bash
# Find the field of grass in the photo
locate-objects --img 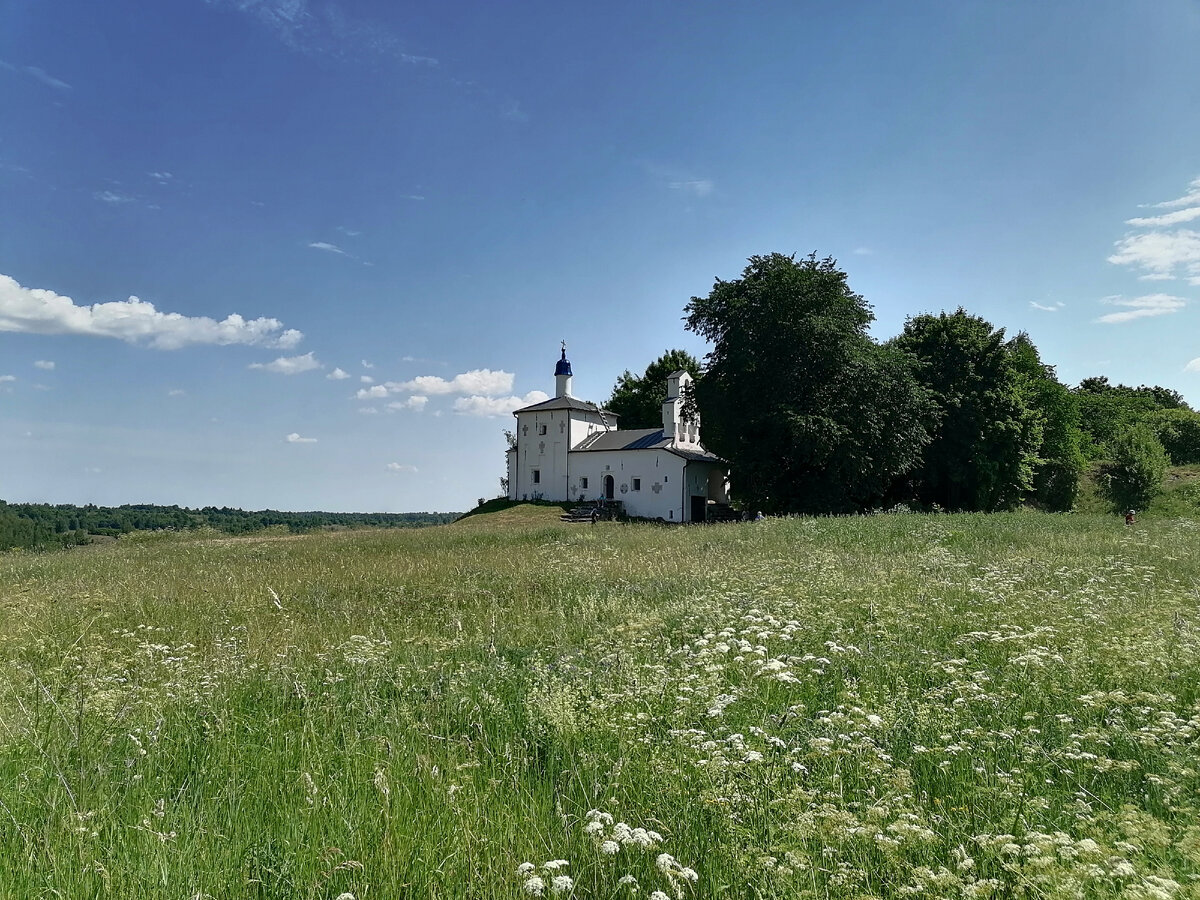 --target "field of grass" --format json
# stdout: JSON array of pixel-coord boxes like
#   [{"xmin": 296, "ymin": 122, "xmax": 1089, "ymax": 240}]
[{"xmin": 2, "ymin": 509, "xmax": 1199, "ymax": 899}]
